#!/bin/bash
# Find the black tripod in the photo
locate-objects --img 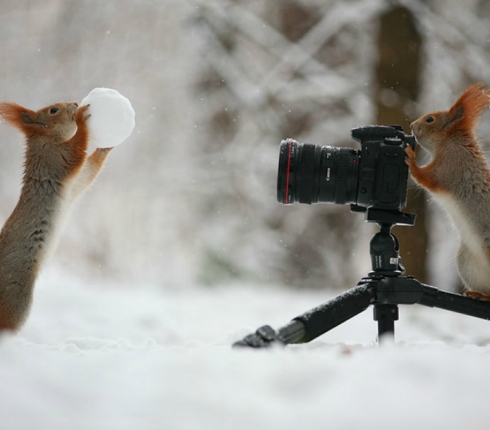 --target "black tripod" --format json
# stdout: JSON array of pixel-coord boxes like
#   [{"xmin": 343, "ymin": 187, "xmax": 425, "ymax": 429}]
[{"xmin": 234, "ymin": 208, "xmax": 490, "ymax": 348}]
